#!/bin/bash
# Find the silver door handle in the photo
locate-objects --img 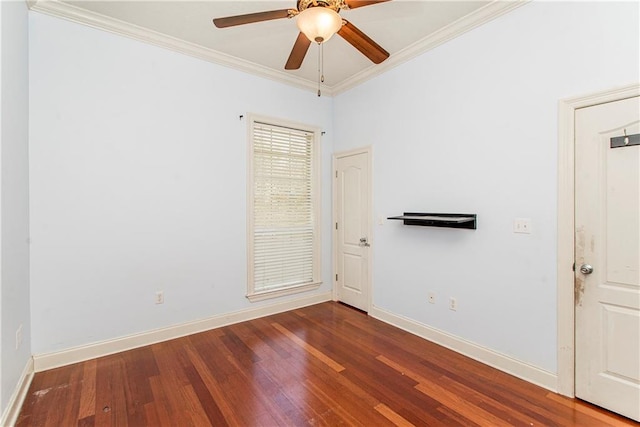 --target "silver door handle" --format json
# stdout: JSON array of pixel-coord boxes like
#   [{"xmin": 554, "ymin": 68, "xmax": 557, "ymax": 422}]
[
  {"xmin": 579, "ymin": 264, "xmax": 594, "ymax": 274},
  {"xmin": 359, "ymin": 237, "xmax": 370, "ymax": 247}
]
